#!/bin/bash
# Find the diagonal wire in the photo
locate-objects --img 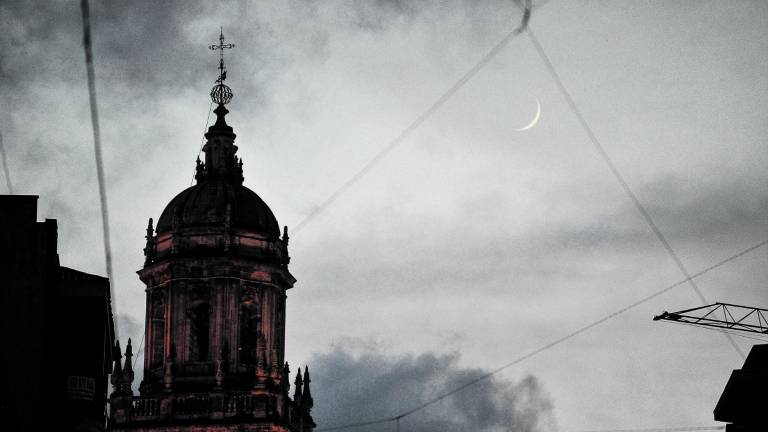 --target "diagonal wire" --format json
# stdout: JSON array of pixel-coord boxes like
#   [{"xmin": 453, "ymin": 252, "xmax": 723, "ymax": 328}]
[
  {"xmin": 80, "ymin": 0, "xmax": 118, "ymax": 340},
  {"xmin": 292, "ymin": 0, "xmax": 537, "ymax": 234},
  {"xmin": 133, "ymin": 331, "xmax": 145, "ymax": 369},
  {"xmin": 315, "ymin": 1, "xmax": 756, "ymax": 429},
  {"xmin": 315, "ymin": 238, "xmax": 768, "ymax": 431},
  {"xmin": 576, "ymin": 426, "xmax": 725, "ymax": 432},
  {"xmin": 524, "ymin": 26, "xmax": 744, "ymax": 359},
  {"xmin": 0, "ymin": 131, "xmax": 13, "ymax": 194},
  {"xmin": 191, "ymin": 100, "xmax": 214, "ymax": 186}
]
